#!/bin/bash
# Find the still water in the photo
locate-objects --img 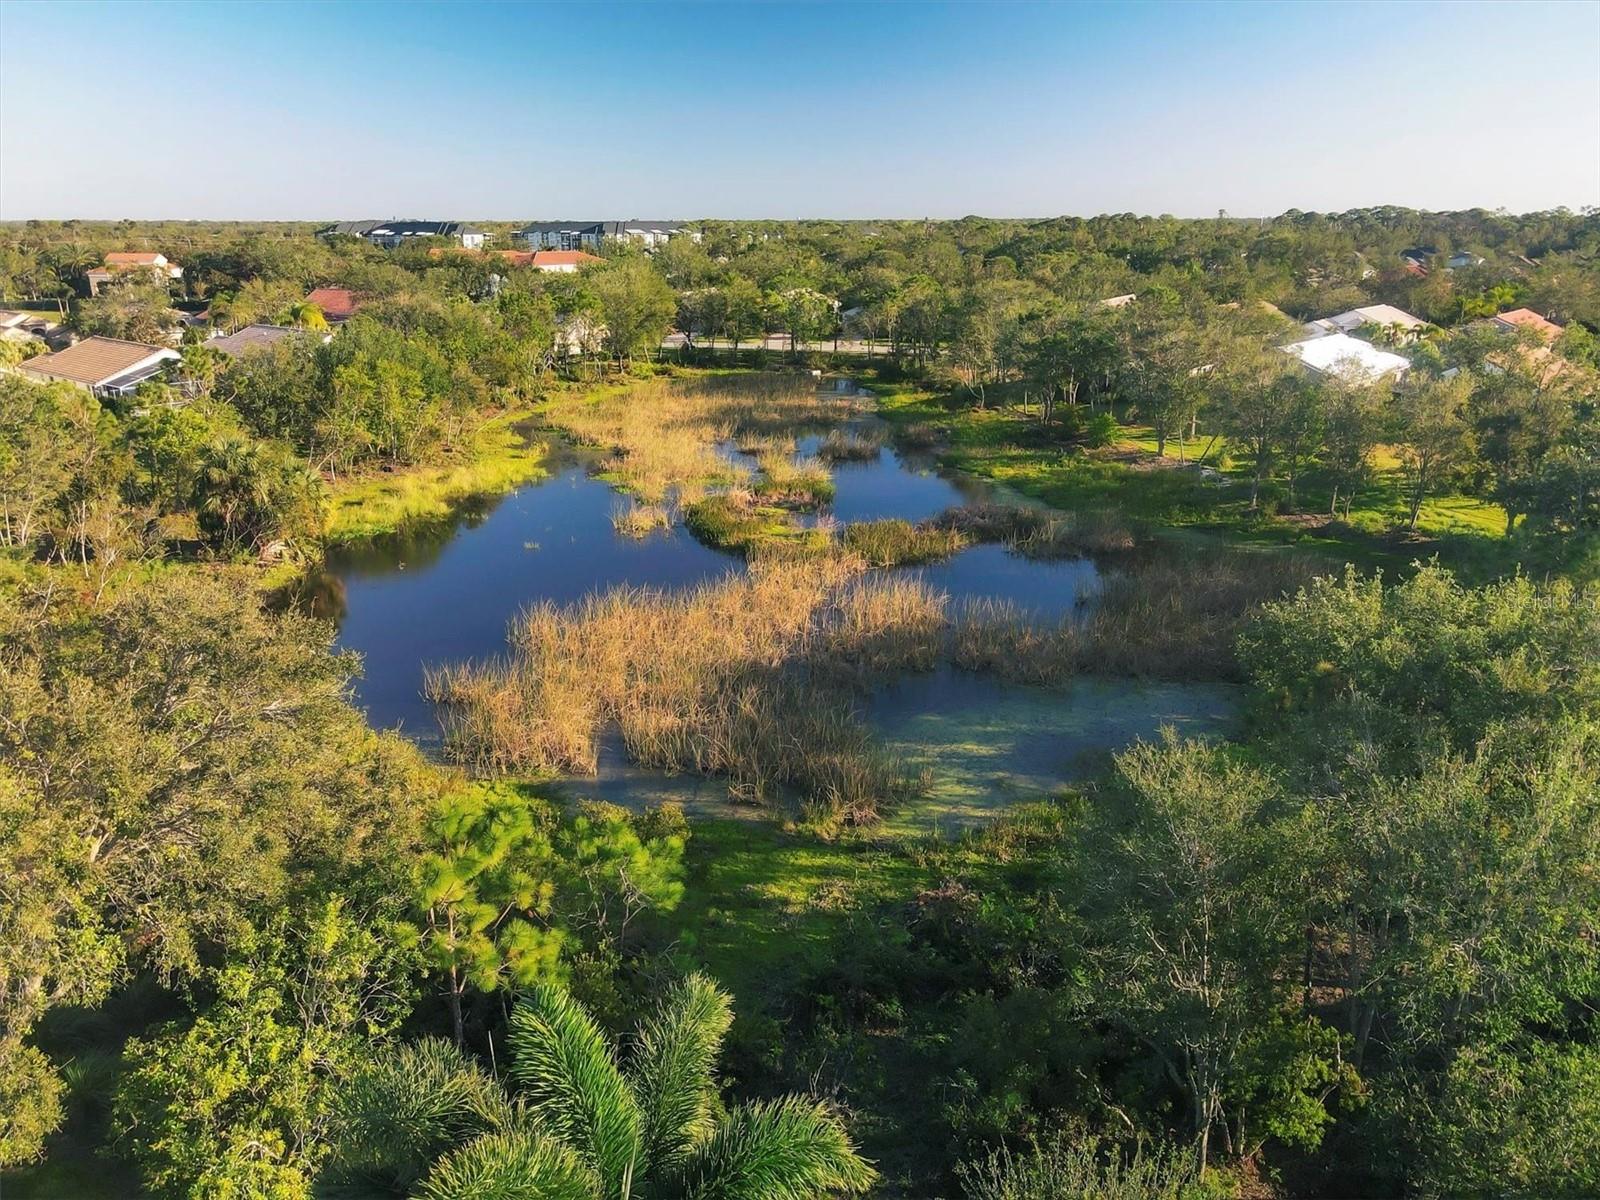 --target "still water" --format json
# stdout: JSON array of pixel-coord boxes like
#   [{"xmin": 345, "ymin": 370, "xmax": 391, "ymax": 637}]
[{"xmin": 316, "ymin": 387, "xmax": 1234, "ymax": 819}]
